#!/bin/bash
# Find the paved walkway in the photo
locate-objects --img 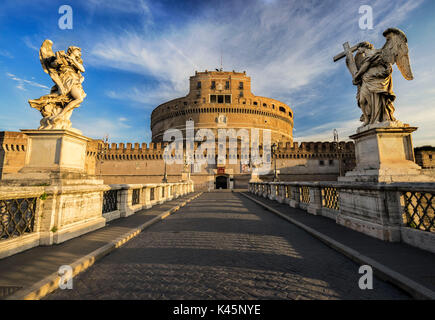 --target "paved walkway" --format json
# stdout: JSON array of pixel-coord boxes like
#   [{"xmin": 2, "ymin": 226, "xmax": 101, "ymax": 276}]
[
  {"xmin": 45, "ymin": 192, "xmax": 409, "ymax": 300},
  {"xmin": 0, "ymin": 193, "xmax": 200, "ymax": 299},
  {"xmin": 242, "ymin": 192, "xmax": 435, "ymax": 295}
]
